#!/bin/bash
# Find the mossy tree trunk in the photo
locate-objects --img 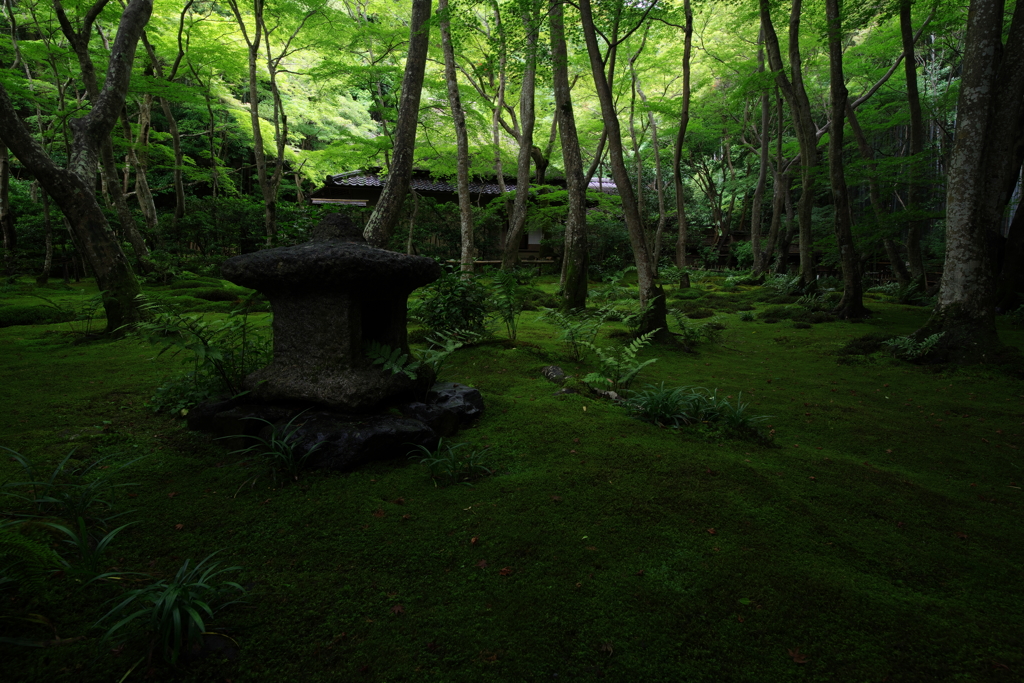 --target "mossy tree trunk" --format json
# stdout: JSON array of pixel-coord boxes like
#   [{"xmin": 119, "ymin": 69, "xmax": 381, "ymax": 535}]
[
  {"xmin": 916, "ymin": 0, "xmax": 1024, "ymax": 364},
  {"xmin": 0, "ymin": 0, "xmax": 151, "ymax": 334},
  {"xmin": 550, "ymin": 0, "xmax": 588, "ymax": 310}
]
